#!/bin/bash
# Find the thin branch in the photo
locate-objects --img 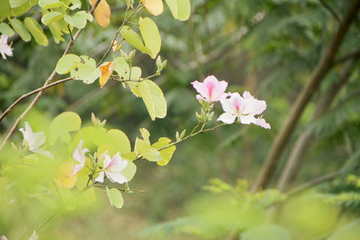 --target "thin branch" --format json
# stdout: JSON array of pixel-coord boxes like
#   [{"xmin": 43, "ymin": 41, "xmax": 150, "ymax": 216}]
[
  {"xmin": 0, "ymin": 0, "xmax": 101, "ymax": 153},
  {"xmin": 319, "ymin": 0, "xmax": 341, "ymax": 23},
  {"xmin": 0, "ymin": 77, "xmax": 74, "ymax": 122},
  {"xmin": 286, "ymin": 172, "xmax": 340, "ymax": 196},
  {"xmin": 334, "ymin": 48, "xmax": 360, "ymax": 65}
]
